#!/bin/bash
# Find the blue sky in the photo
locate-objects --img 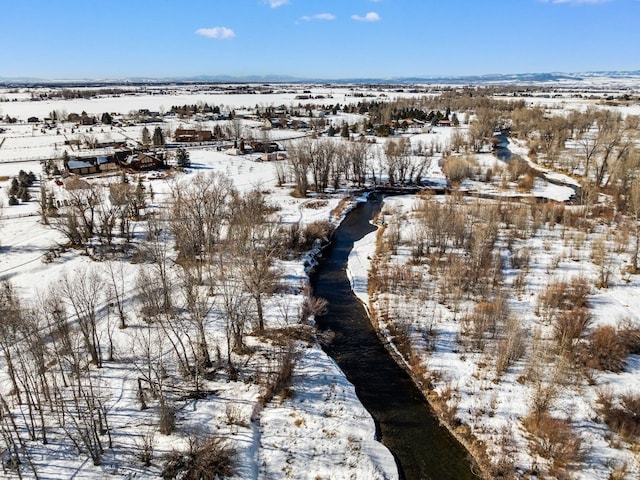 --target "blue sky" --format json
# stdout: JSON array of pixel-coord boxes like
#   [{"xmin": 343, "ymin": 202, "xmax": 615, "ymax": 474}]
[{"xmin": 1, "ymin": 0, "xmax": 638, "ymax": 80}]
